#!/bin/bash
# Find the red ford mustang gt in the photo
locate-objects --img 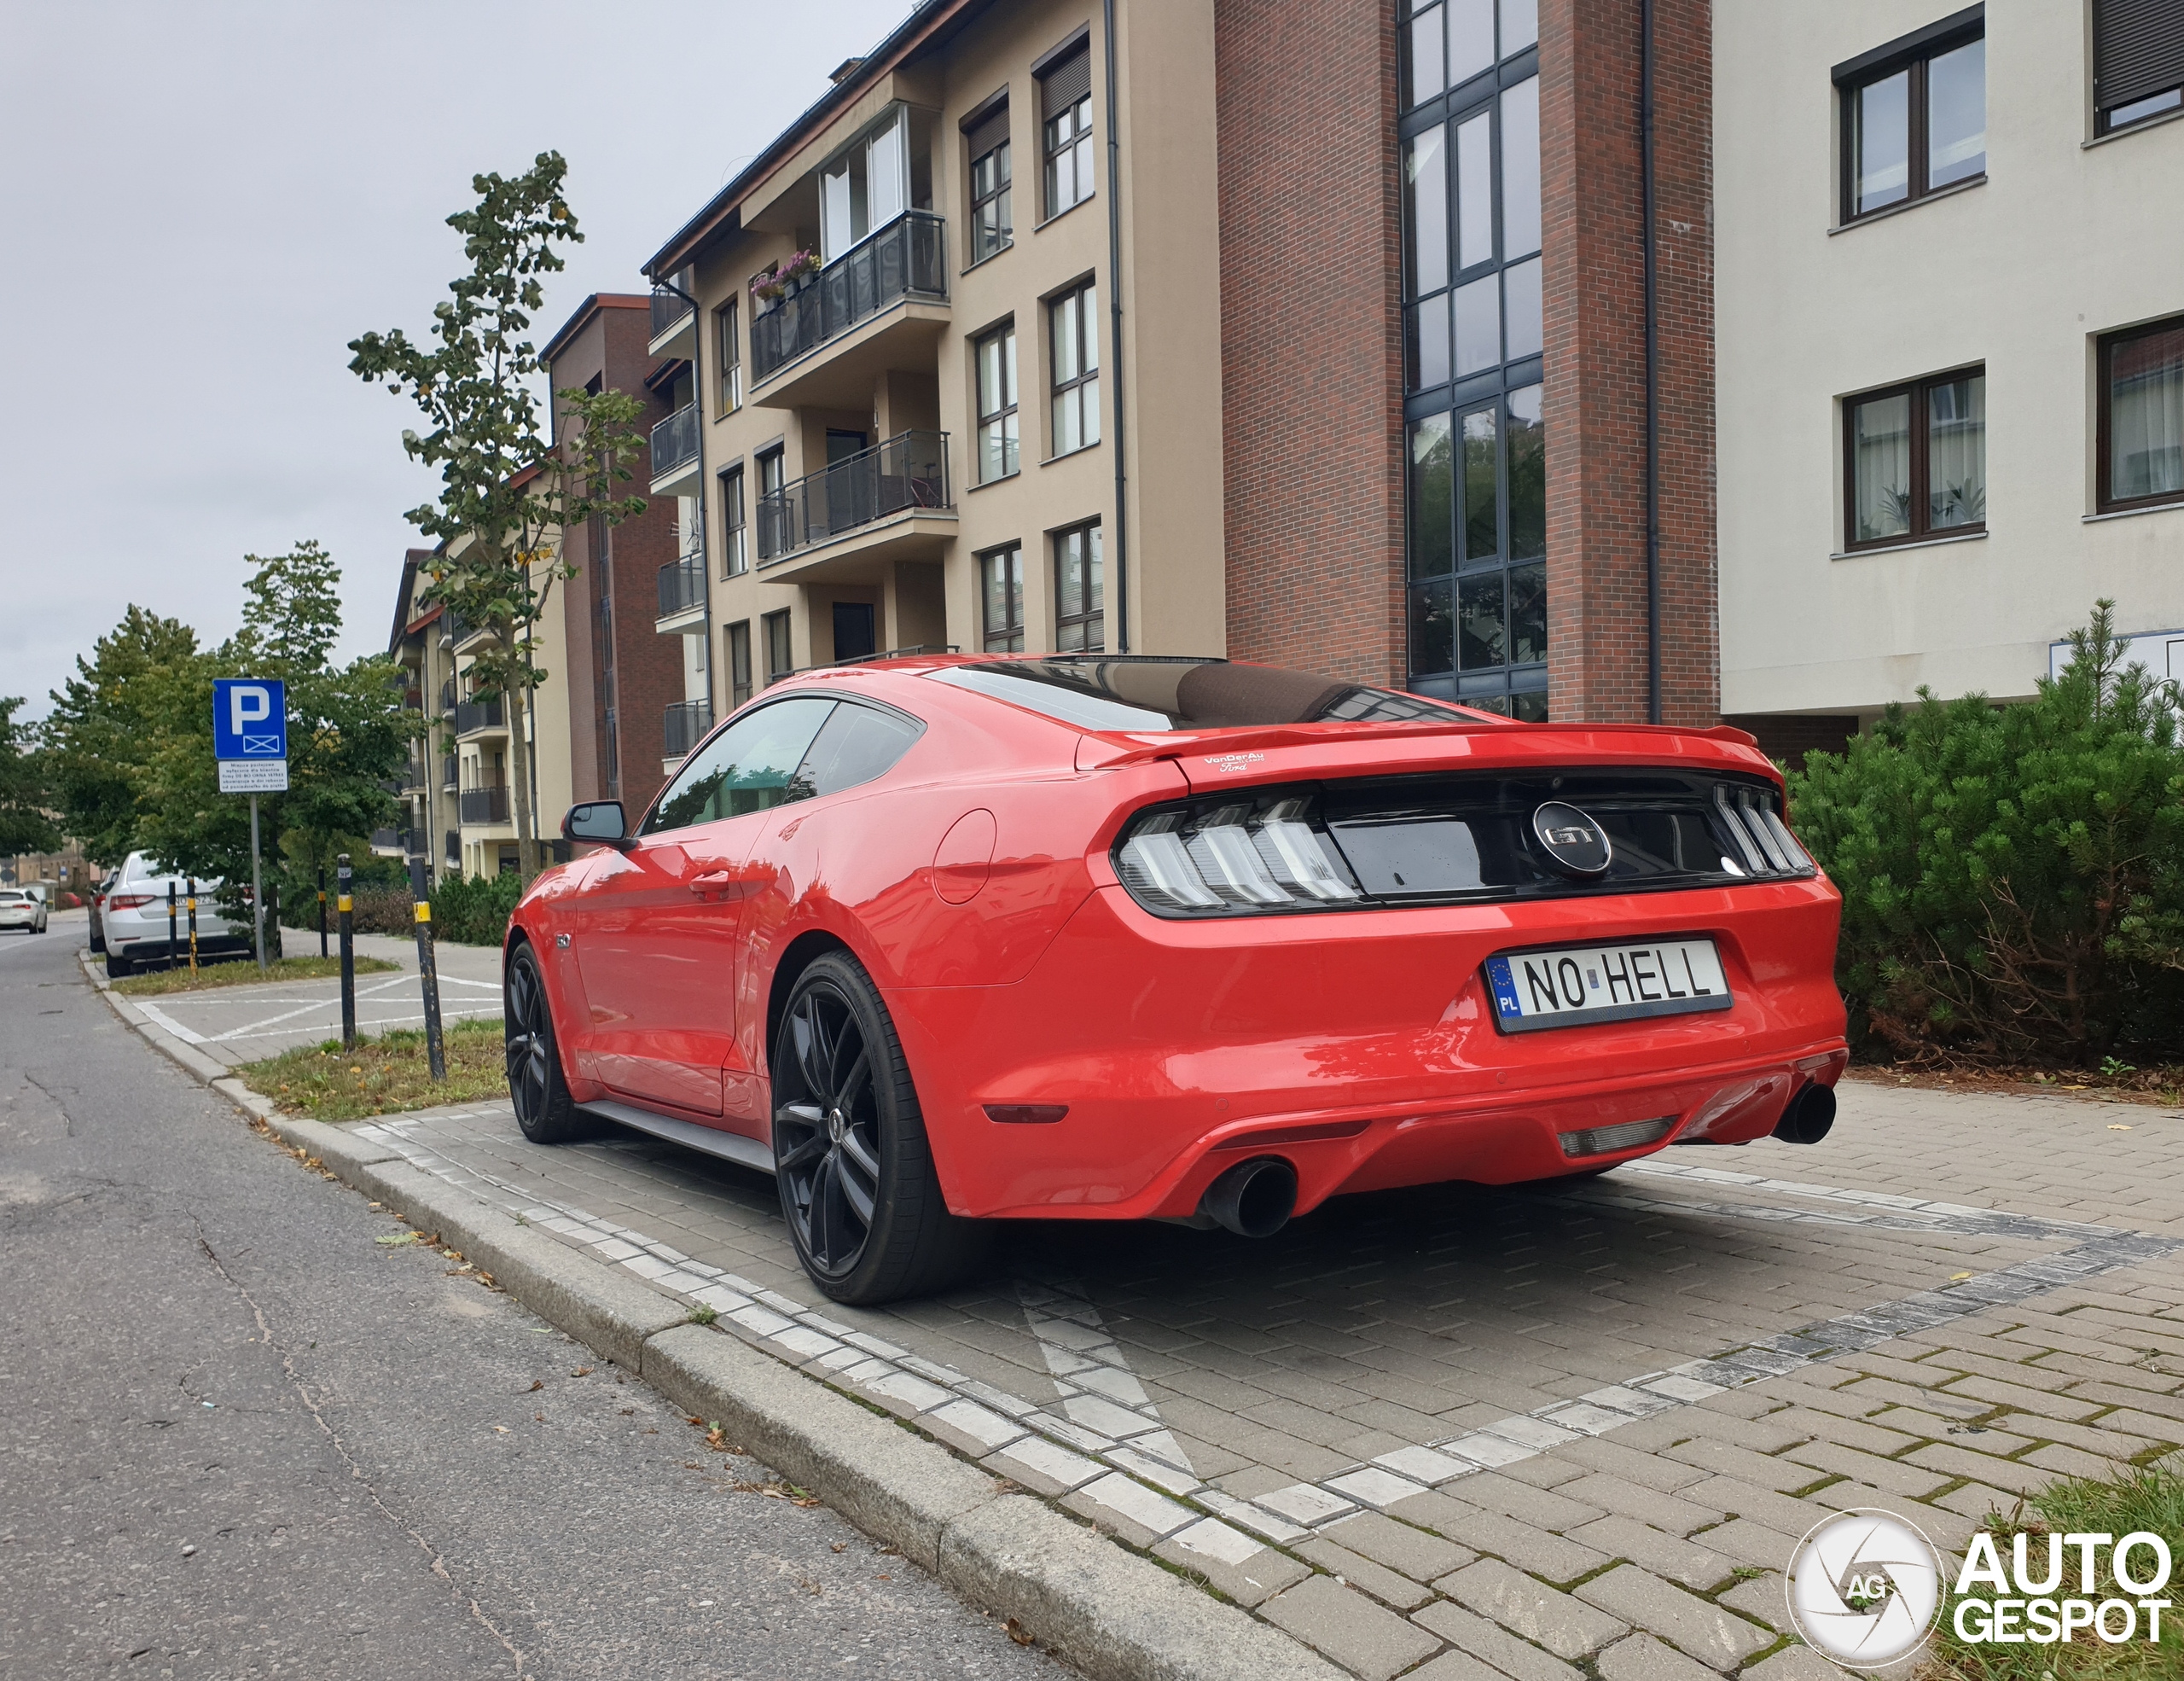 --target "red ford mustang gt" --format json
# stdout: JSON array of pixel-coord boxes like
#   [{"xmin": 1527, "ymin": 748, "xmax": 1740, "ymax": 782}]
[{"xmin": 504, "ymin": 654, "xmax": 1847, "ymax": 1303}]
